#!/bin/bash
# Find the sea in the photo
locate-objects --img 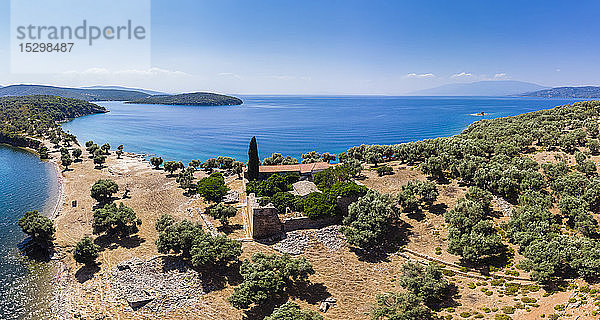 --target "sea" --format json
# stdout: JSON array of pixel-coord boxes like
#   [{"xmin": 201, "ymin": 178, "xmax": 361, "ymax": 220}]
[
  {"xmin": 0, "ymin": 145, "xmax": 59, "ymax": 319},
  {"xmin": 1, "ymin": 95, "xmax": 582, "ymax": 319},
  {"xmin": 63, "ymin": 96, "xmax": 581, "ymax": 163}
]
